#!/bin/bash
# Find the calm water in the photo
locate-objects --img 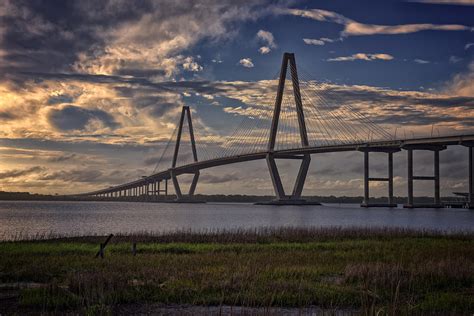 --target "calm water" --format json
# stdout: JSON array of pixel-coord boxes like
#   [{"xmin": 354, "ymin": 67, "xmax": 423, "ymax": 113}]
[{"xmin": 0, "ymin": 201, "xmax": 473, "ymax": 240}]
